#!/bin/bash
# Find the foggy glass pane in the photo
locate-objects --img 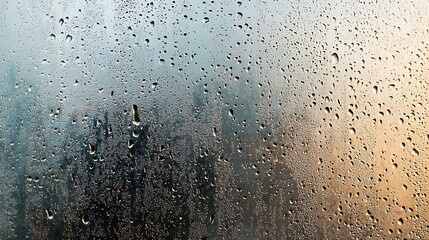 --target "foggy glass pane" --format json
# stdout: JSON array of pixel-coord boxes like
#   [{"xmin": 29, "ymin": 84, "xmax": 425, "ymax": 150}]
[{"xmin": 1, "ymin": 0, "xmax": 428, "ymax": 239}]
